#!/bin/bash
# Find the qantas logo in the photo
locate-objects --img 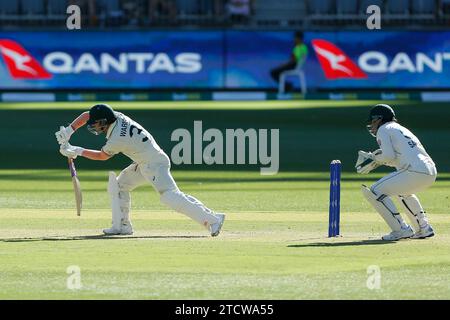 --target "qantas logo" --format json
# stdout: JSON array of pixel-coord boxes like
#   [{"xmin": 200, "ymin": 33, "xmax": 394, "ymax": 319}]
[
  {"xmin": 0, "ymin": 40, "xmax": 51, "ymax": 79},
  {"xmin": 312, "ymin": 39, "xmax": 367, "ymax": 79},
  {"xmin": 312, "ymin": 39, "xmax": 450, "ymax": 80}
]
